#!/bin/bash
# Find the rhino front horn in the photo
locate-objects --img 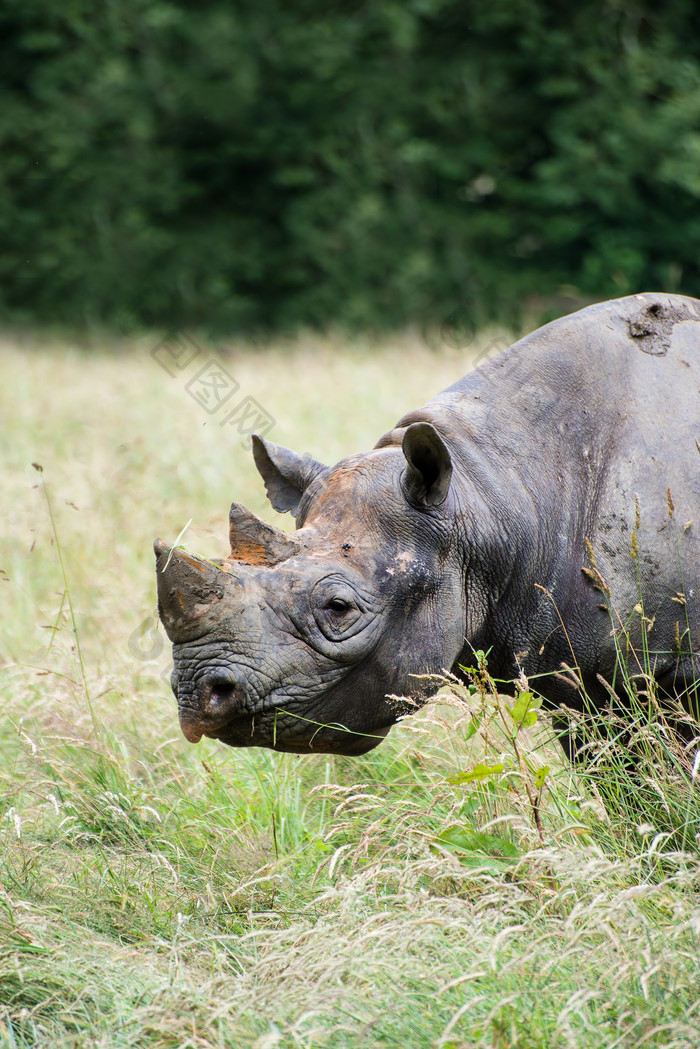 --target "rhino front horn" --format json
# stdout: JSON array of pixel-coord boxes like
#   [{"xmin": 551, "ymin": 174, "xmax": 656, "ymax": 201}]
[
  {"xmin": 154, "ymin": 540, "xmax": 239, "ymax": 643},
  {"xmin": 228, "ymin": 502, "xmax": 301, "ymax": 565}
]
